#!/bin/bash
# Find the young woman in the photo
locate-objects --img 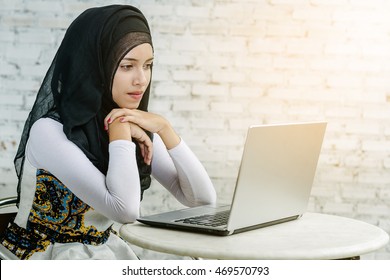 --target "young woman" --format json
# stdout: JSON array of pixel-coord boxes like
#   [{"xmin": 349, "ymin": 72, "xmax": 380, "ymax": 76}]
[{"xmin": 0, "ymin": 5, "xmax": 216, "ymax": 260}]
